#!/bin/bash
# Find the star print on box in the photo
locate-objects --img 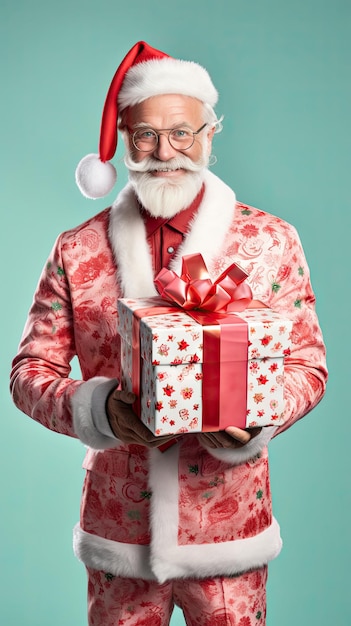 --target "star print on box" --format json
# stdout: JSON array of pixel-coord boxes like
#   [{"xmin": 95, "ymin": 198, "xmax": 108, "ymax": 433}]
[
  {"xmin": 118, "ymin": 298, "xmax": 292, "ymax": 435},
  {"xmin": 237, "ymin": 308, "xmax": 293, "ymax": 427}
]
